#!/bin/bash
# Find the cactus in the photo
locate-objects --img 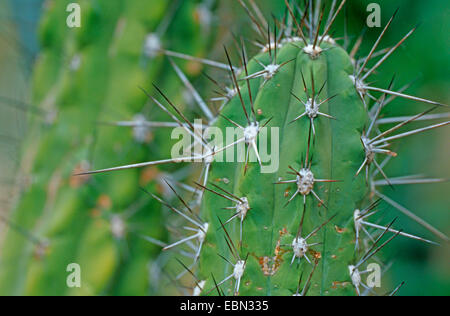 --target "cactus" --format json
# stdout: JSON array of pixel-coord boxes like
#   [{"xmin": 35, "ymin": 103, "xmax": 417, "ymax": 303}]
[
  {"xmin": 0, "ymin": 0, "xmax": 217, "ymax": 296},
  {"xmin": 78, "ymin": 0, "xmax": 449, "ymax": 296},
  {"xmin": 1, "ymin": 0, "xmax": 448, "ymax": 297}
]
